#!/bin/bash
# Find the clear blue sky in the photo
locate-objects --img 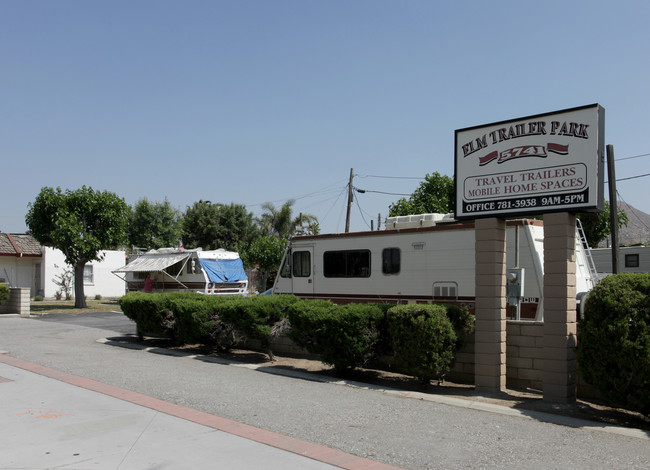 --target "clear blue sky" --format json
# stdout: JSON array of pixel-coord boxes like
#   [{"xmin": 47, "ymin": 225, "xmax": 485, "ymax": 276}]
[{"xmin": 3, "ymin": 1, "xmax": 650, "ymax": 235}]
